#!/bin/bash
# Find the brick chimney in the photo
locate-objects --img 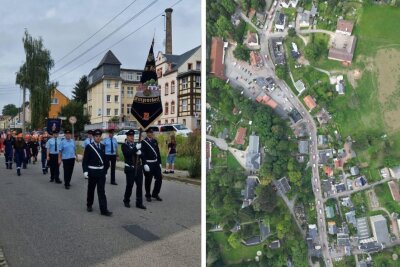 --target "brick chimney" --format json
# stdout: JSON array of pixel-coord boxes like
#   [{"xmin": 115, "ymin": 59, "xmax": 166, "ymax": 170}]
[{"xmin": 165, "ymin": 8, "xmax": 173, "ymax": 54}]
